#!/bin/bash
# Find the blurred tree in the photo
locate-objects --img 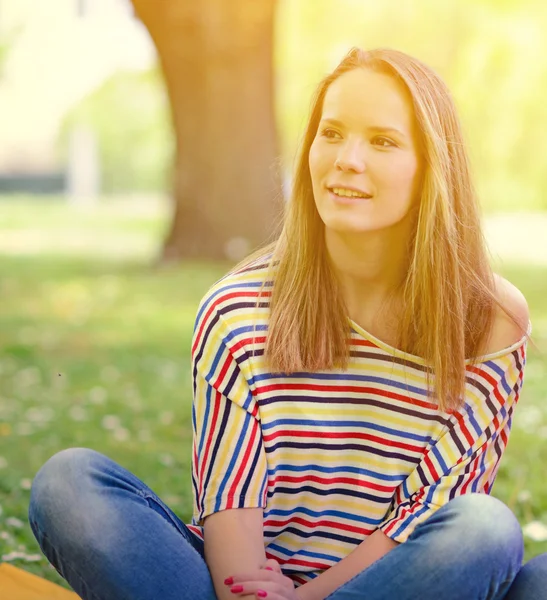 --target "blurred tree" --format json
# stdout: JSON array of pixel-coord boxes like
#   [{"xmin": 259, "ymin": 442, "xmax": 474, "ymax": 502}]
[{"xmin": 131, "ymin": 0, "xmax": 283, "ymax": 262}]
